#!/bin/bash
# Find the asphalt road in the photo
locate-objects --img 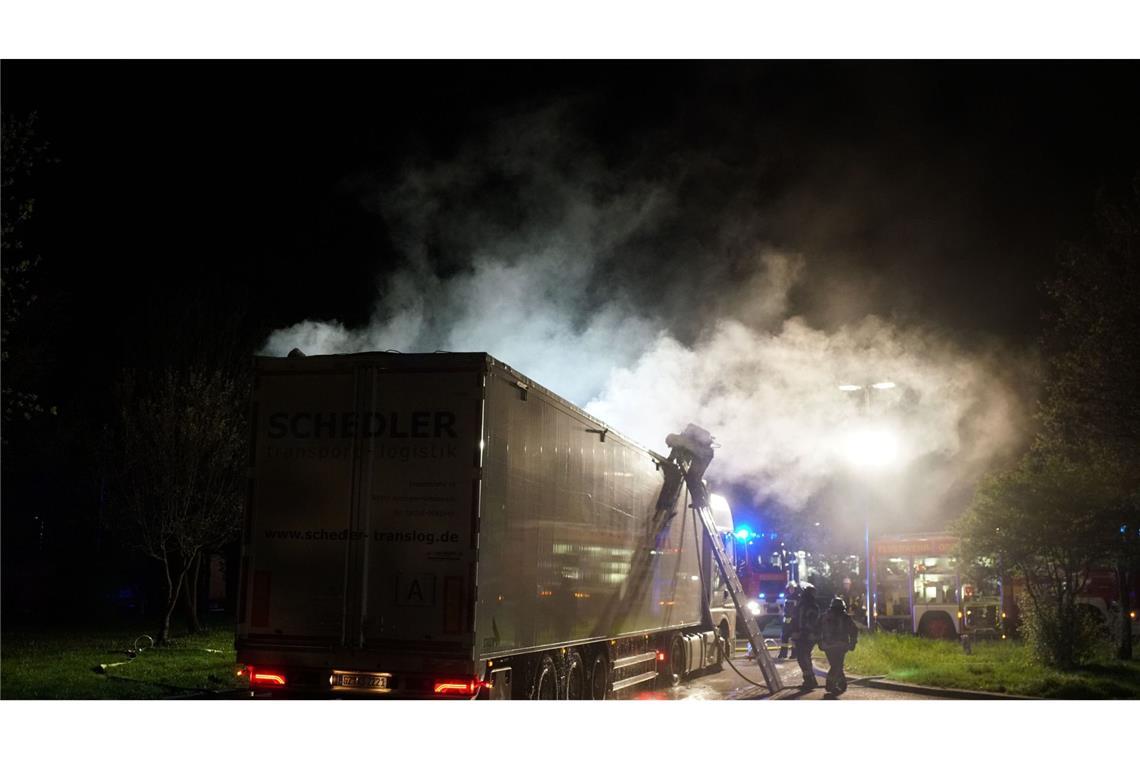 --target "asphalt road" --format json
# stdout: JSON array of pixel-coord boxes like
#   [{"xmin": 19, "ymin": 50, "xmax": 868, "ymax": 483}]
[
  {"xmin": 220, "ymin": 631, "xmax": 945, "ymax": 701},
  {"xmin": 644, "ymin": 640, "xmax": 946, "ymax": 701}
]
